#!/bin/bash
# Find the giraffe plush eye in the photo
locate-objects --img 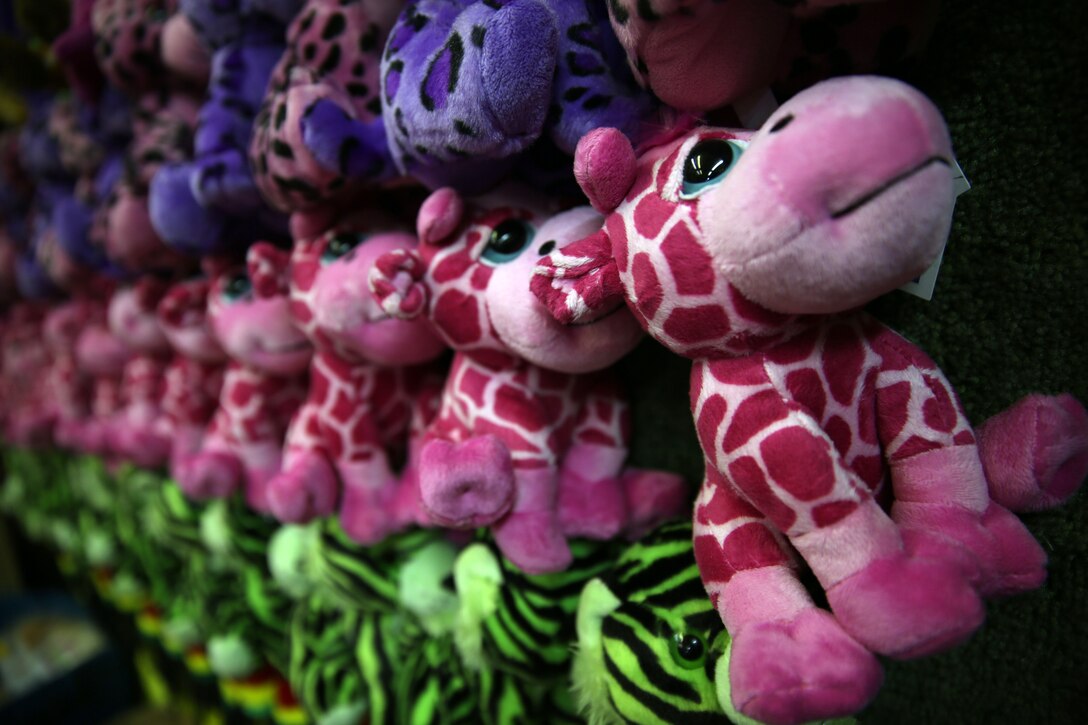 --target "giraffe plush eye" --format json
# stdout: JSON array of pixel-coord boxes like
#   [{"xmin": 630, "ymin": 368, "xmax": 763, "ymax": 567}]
[
  {"xmin": 680, "ymin": 139, "xmax": 747, "ymax": 199},
  {"xmin": 321, "ymin": 232, "xmax": 369, "ymax": 264},
  {"xmin": 221, "ymin": 273, "xmax": 252, "ymax": 303},
  {"xmin": 670, "ymin": 632, "xmax": 706, "ymax": 669},
  {"xmin": 481, "ymin": 219, "xmax": 535, "ymax": 266}
]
